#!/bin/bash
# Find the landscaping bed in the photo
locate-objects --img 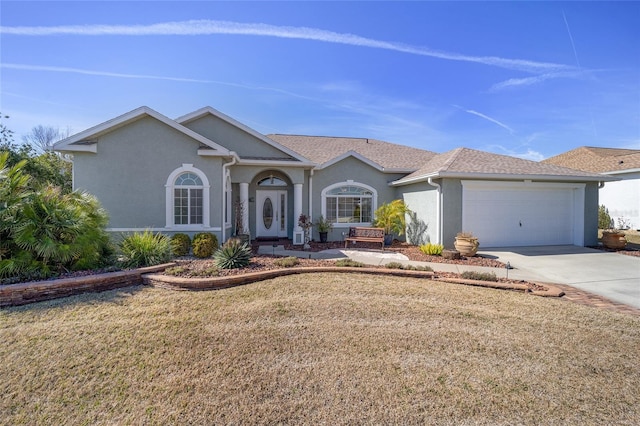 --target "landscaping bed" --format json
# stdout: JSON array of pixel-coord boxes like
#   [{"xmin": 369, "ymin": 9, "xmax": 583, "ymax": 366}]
[
  {"xmin": 158, "ymin": 255, "xmax": 553, "ymax": 295},
  {"xmin": 282, "ymin": 240, "xmax": 507, "ymax": 267}
]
